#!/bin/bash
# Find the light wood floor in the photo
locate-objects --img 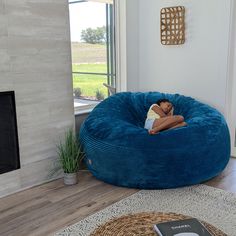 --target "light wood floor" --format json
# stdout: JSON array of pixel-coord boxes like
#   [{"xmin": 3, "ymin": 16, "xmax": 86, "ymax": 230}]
[{"xmin": 0, "ymin": 158, "xmax": 235, "ymax": 236}]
